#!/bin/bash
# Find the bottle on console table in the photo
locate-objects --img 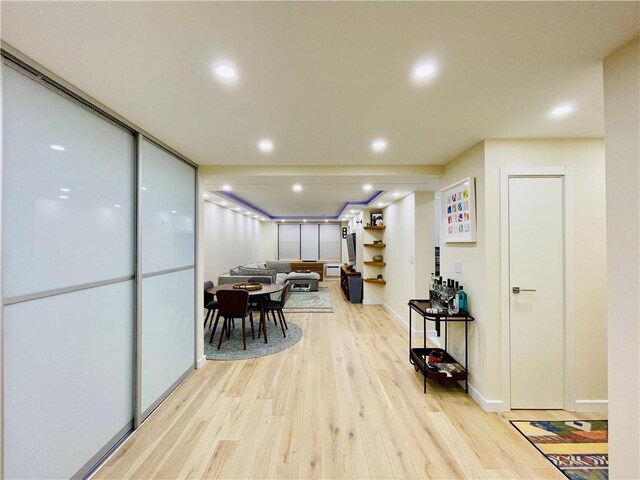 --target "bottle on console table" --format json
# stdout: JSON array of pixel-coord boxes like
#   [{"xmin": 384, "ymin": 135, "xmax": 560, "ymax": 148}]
[{"xmin": 456, "ymin": 286, "xmax": 468, "ymax": 313}]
